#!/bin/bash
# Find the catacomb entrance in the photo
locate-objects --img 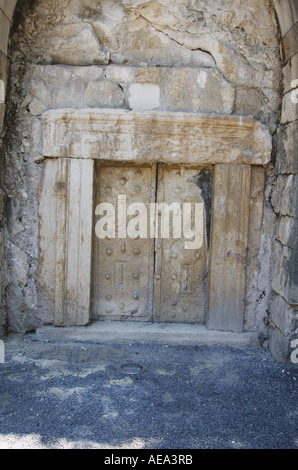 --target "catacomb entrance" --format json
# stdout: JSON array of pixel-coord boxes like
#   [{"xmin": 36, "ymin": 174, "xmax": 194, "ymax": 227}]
[
  {"xmin": 38, "ymin": 109, "xmax": 271, "ymax": 332},
  {"xmin": 92, "ymin": 163, "xmax": 211, "ymax": 323}
]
